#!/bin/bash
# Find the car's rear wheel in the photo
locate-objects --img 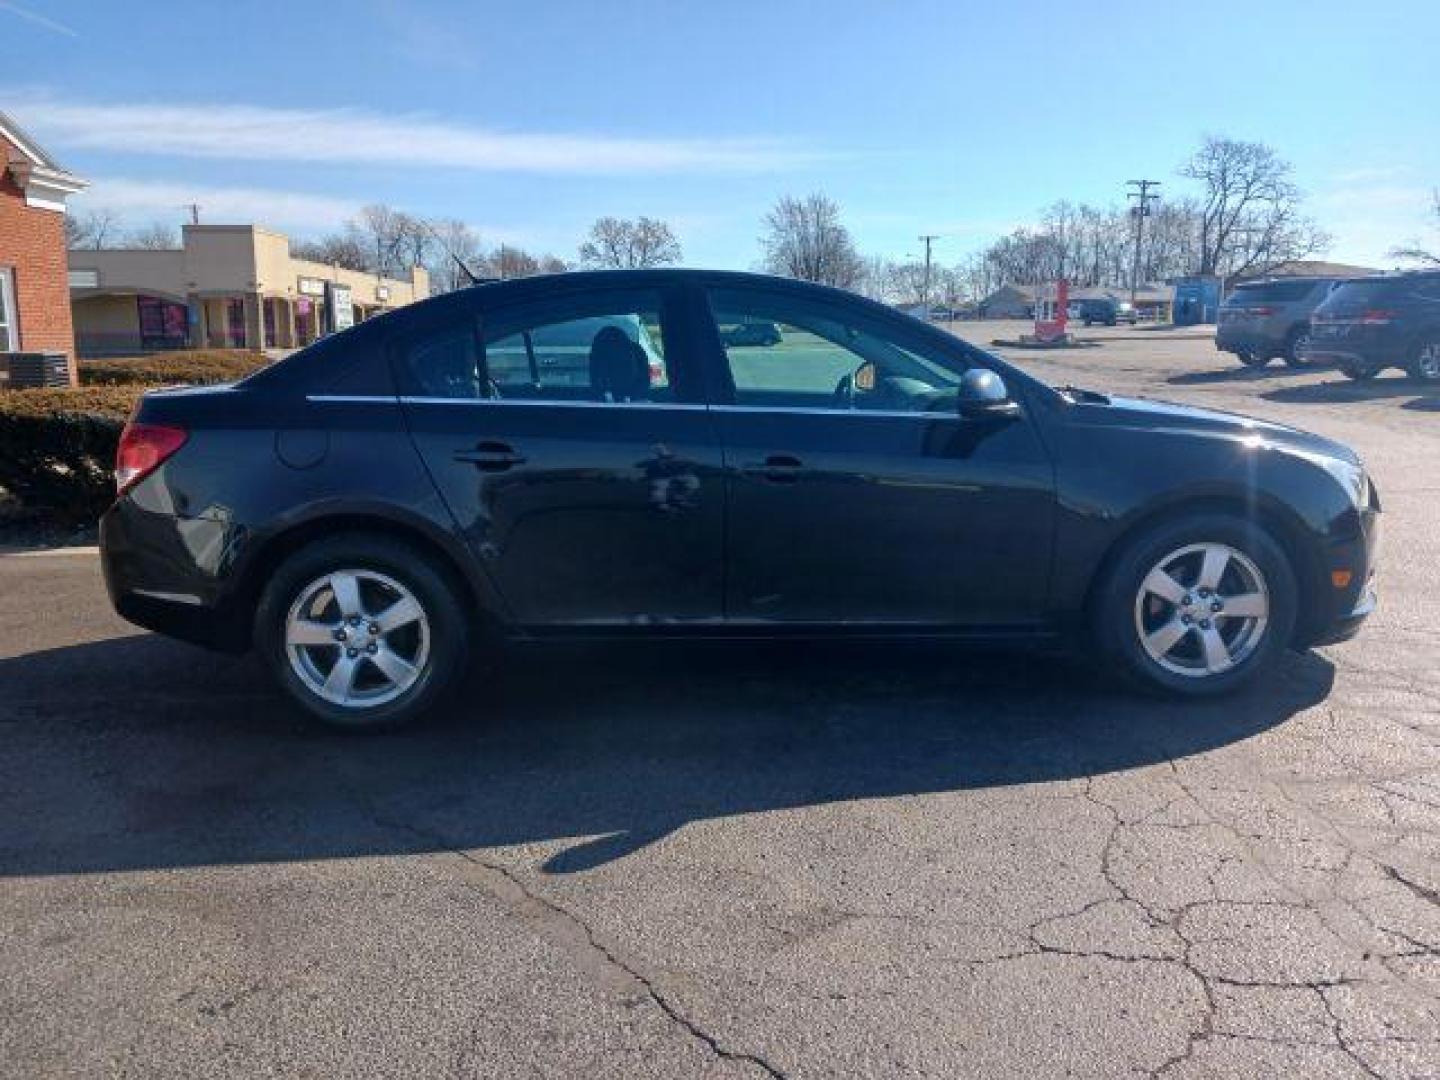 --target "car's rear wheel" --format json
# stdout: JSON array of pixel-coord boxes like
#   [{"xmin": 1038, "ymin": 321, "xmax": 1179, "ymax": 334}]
[
  {"xmin": 1283, "ymin": 329, "xmax": 1312, "ymax": 368},
  {"xmin": 1339, "ymin": 359, "xmax": 1379, "ymax": 381},
  {"xmin": 1406, "ymin": 337, "xmax": 1440, "ymax": 382},
  {"xmin": 255, "ymin": 534, "xmax": 469, "ymax": 731},
  {"xmin": 1094, "ymin": 513, "xmax": 1297, "ymax": 697},
  {"xmin": 1236, "ymin": 350, "xmax": 1269, "ymax": 368}
]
